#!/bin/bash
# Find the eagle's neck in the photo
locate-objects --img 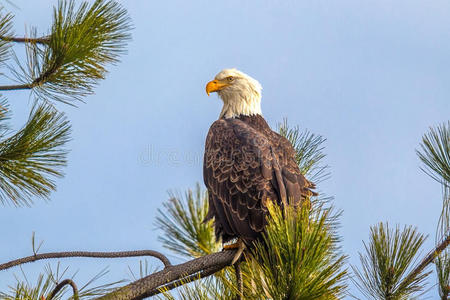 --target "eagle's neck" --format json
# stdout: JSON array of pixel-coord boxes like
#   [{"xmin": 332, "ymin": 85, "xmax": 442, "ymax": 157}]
[
  {"xmin": 219, "ymin": 91, "xmax": 262, "ymax": 119},
  {"xmin": 234, "ymin": 114, "xmax": 271, "ymax": 130}
]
